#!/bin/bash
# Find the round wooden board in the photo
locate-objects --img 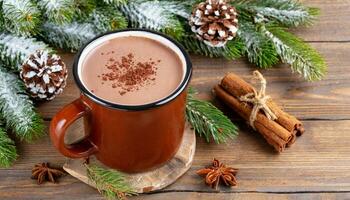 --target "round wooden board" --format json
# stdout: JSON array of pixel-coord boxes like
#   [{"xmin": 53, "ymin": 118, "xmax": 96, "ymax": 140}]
[{"xmin": 63, "ymin": 122, "xmax": 196, "ymax": 193}]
